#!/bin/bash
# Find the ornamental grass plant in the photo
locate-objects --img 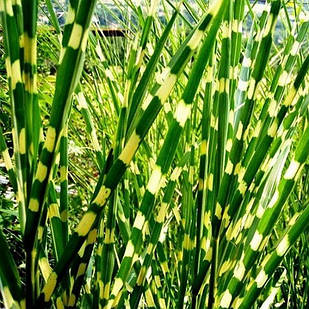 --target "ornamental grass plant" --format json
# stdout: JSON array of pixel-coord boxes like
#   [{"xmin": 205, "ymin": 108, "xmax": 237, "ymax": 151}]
[{"xmin": 0, "ymin": 0, "xmax": 309, "ymax": 308}]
